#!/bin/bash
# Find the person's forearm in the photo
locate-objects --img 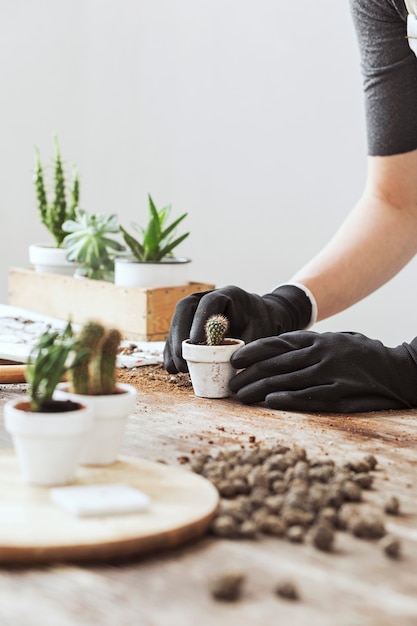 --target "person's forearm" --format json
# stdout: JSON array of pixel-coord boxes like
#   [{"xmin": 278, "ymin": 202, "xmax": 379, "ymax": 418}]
[{"xmin": 290, "ymin": 152, "xmax": 417, "ymax": 322}]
